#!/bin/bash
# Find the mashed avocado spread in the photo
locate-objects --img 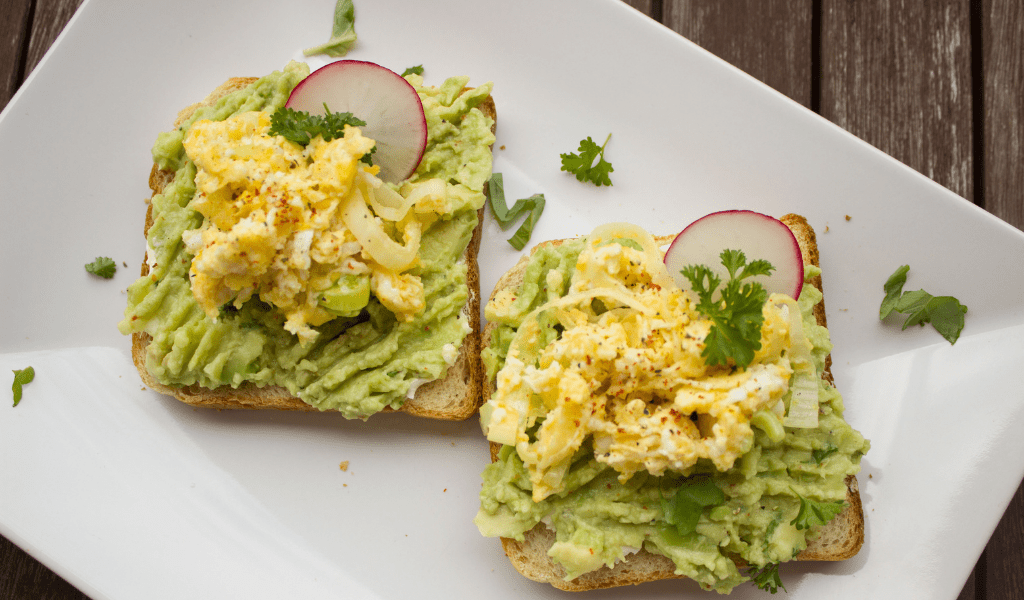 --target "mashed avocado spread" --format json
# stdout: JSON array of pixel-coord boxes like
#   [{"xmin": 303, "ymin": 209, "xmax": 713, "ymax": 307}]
[
  {"xmin": 475, "ymin": 237, "xmax": 870, "ymax": 594},
  {"xmin": 119, "ymin": 61, "xmax": 494, "ymax": 419}
]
